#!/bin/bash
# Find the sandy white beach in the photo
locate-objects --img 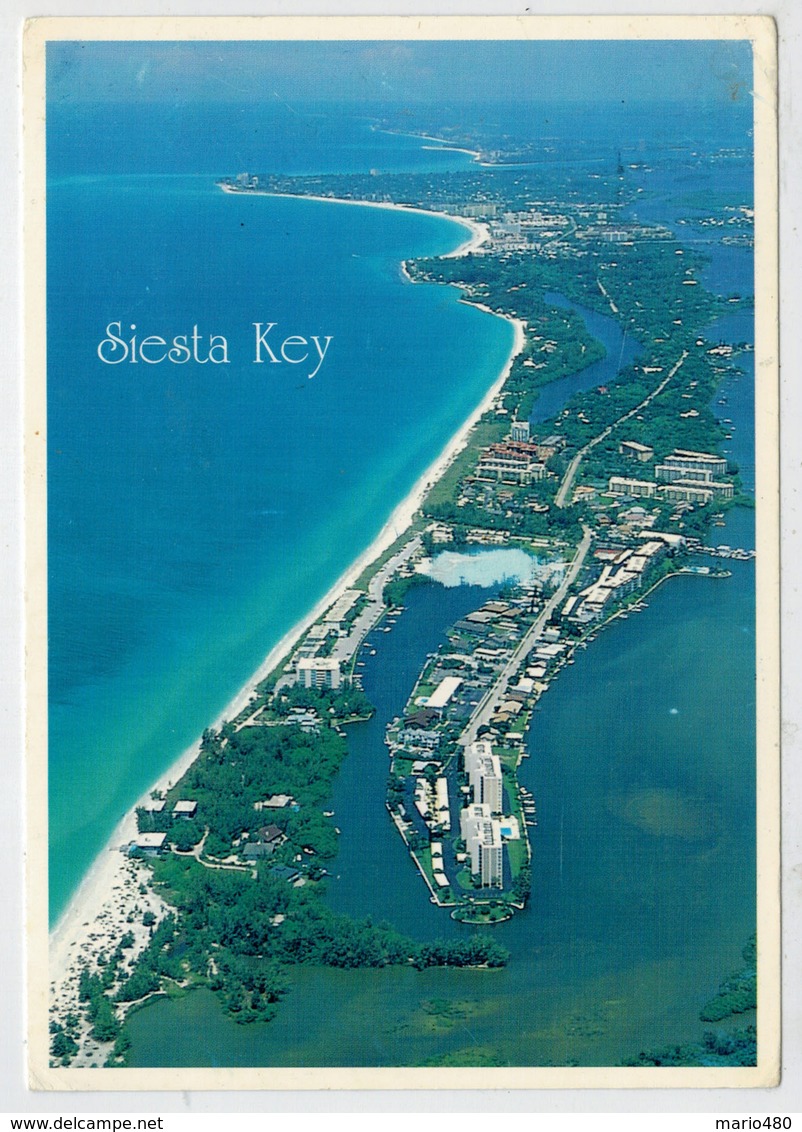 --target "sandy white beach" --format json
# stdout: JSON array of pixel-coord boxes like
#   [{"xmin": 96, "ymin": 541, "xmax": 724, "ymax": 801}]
[{"xmin": 48, "ymin": 189, "xmax": 525, "ymax": 1044}]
